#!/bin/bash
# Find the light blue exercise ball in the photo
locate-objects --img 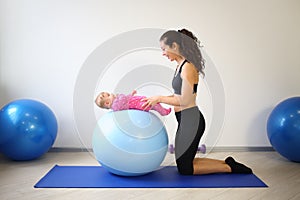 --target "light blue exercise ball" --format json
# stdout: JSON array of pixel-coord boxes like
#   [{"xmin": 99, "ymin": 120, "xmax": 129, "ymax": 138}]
[
  {"xmin": 267, "ymin": 97, "xmax": 300, "ymax": 162},
  {"xmin": 0, "ymin": 99, "xmax": 58, "ymax": 161},
  {"xmin": 92, "ymin": 110, "xmax": 168, "ymax": 176}
]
